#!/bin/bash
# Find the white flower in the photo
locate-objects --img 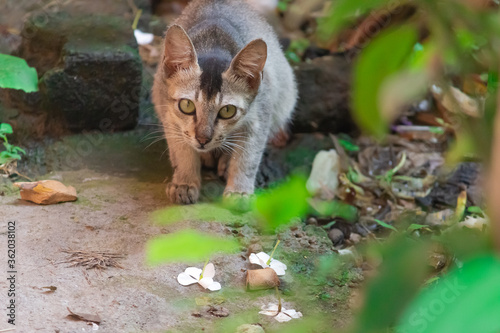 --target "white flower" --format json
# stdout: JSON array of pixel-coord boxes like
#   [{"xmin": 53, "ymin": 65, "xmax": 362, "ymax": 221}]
[
  {"xmin": 249, "ymin": 252, "xmax": 287, "ymax": 276},
  {"xmin": 134, "ymin": 29, "xmax": 154, "ymax": 45},
  {"xmin": 259, "ymin": 303, "xmax": 303, "ymax": 322},
  {"xmin": 177, "ymin": 263, "xmax": 221, "ymax": 291}
]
